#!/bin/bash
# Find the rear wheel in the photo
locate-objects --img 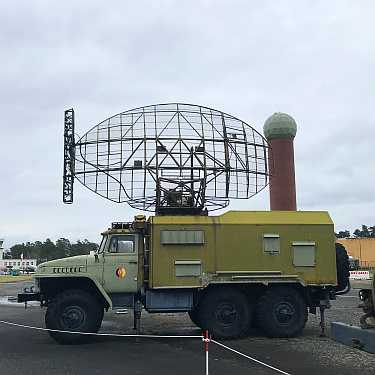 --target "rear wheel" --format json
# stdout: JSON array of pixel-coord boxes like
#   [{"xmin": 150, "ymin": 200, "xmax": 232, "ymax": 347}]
[
  {"xmin": 255, "ymin": 286, "xmax": 307, "ymax": 338},
  {"xmin": 45, "ymin": 289, "xmax": 104, "ymax": 344},
  {"xmin": 198, "ymin": 288, "xmax": 251, "ymax": 339}
]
